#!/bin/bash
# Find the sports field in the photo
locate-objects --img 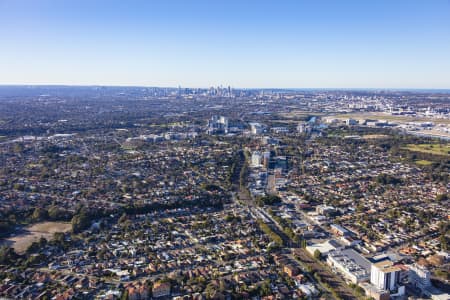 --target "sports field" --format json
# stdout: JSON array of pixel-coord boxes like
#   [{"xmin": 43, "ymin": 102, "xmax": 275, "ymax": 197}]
[{"xmin": 403, "ymin": 143, "xmax": 450, "ymax": 157}]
